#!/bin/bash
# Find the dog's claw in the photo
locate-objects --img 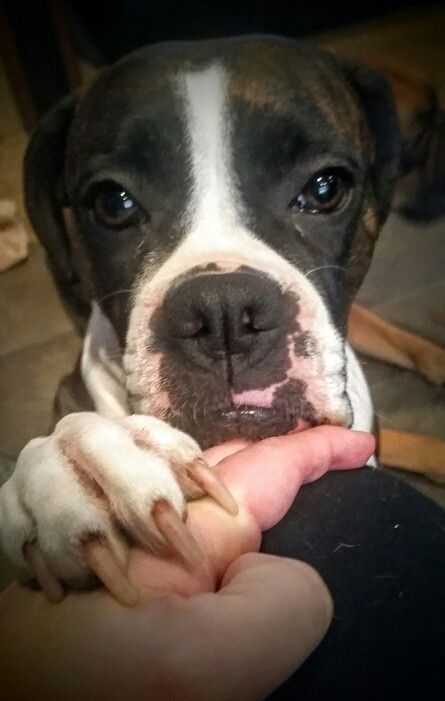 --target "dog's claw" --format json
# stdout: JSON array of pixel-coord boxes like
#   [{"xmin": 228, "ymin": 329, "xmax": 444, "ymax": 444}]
[
  {"xmin": 24, "ymin": 542, "xmax": 64, "ymax": 603},
  {"xmin": 152, "ymin": 499, "xmax": 204, "ymax": 567},
  {"xmin": 83, "ymin": 538, "xmax": 139, "ymax": 607},
  {"xmin": 187, "ymin": 458, "xmax": 238, "ymax": 515}
]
